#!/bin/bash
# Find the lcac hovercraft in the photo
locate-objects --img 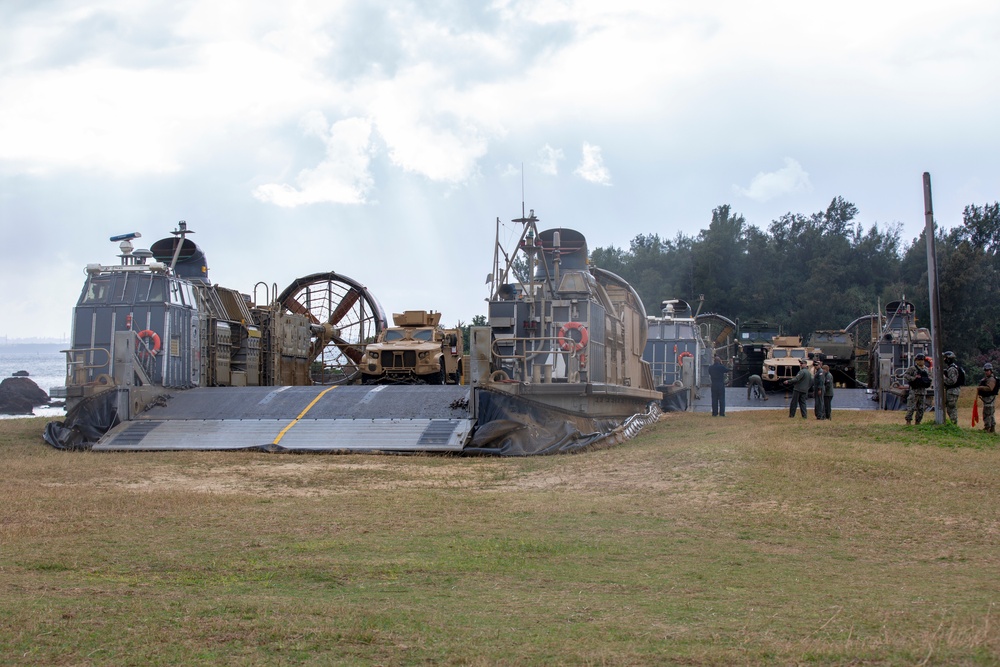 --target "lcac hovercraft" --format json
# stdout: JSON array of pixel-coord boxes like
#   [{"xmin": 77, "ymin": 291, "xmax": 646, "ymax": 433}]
[{"xmin": 45, "ymin": 215, "xmax": 660, "ymax": 455}]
